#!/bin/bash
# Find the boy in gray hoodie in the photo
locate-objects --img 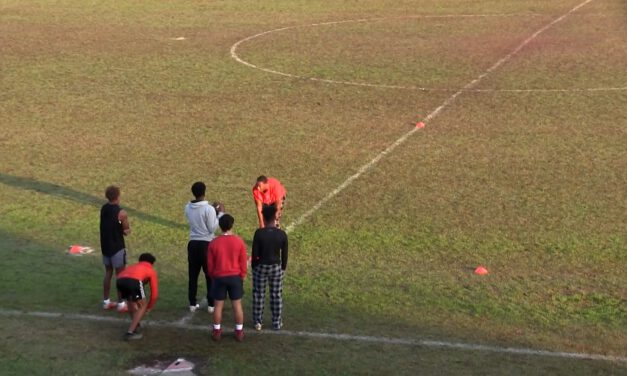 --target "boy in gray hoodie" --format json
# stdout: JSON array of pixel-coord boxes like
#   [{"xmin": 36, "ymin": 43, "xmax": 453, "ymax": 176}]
[{"xmin": 184, "ymin": 181, "xmax": 224, "ymax": 313}]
